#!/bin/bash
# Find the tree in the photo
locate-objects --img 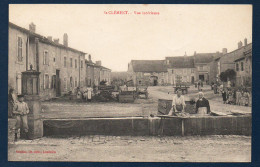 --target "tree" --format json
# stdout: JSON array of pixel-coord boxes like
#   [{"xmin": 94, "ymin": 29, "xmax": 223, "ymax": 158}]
[
  {"xmin": 220, "ymin": 69, "xmax": 236, "ymax": 82},
  {"xmin": 220, "ymin": 72, "xmax": 227, "ymax": 82},
  {"xmin": 225, "ymin": 69, "xmax": 236, "ymax": 81}
]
